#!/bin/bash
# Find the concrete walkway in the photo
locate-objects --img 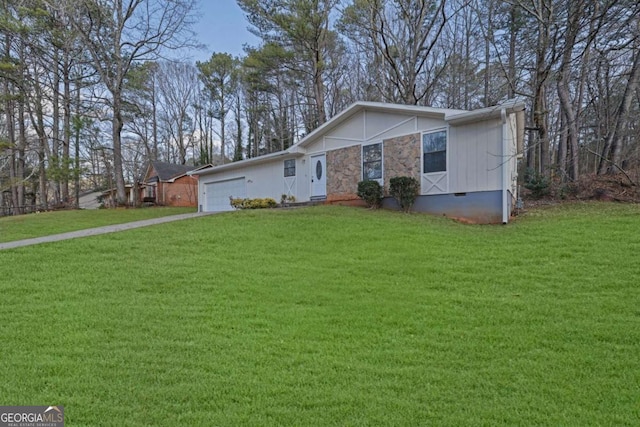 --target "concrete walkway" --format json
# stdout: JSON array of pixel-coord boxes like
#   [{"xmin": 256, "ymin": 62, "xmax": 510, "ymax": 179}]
[{"xmin": 0, "ymin": 212, "xmax": 216, "ymax": 251}]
